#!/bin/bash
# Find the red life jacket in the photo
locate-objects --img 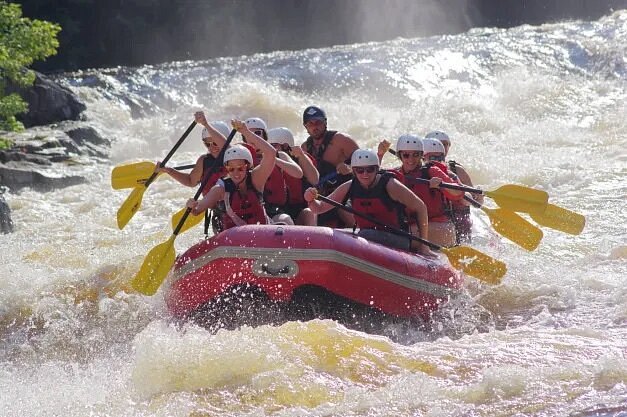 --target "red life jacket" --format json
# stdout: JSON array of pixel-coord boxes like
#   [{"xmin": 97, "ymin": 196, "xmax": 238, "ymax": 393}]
[
  {"xmin": 218, "ymin": 175, "xmax": 268, "ymax": 230},
  {"xmin": 391, "ymin": 165, "xmax": 449, "ymax": 223},
  {"xmin": 201, "ymin": 154, "xmax": 227, "ymax": 196},
  {"xmin": 250, "ymin": 145, "xmax": 288, "ymax": 207},
  {"xmin": 284, "ymin": 152, "xmax": 316, "ymax": 206},
  {"xmin": 347, "ymin": 173, "xmax": 407, "ymax": 231},
  {"xmin": 447, "ymin": 160, "xmax": 468, "ymax": 210},
  {"xmin": 264, "ymin": 165, "xmax": 288, "ymax": 206}
]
